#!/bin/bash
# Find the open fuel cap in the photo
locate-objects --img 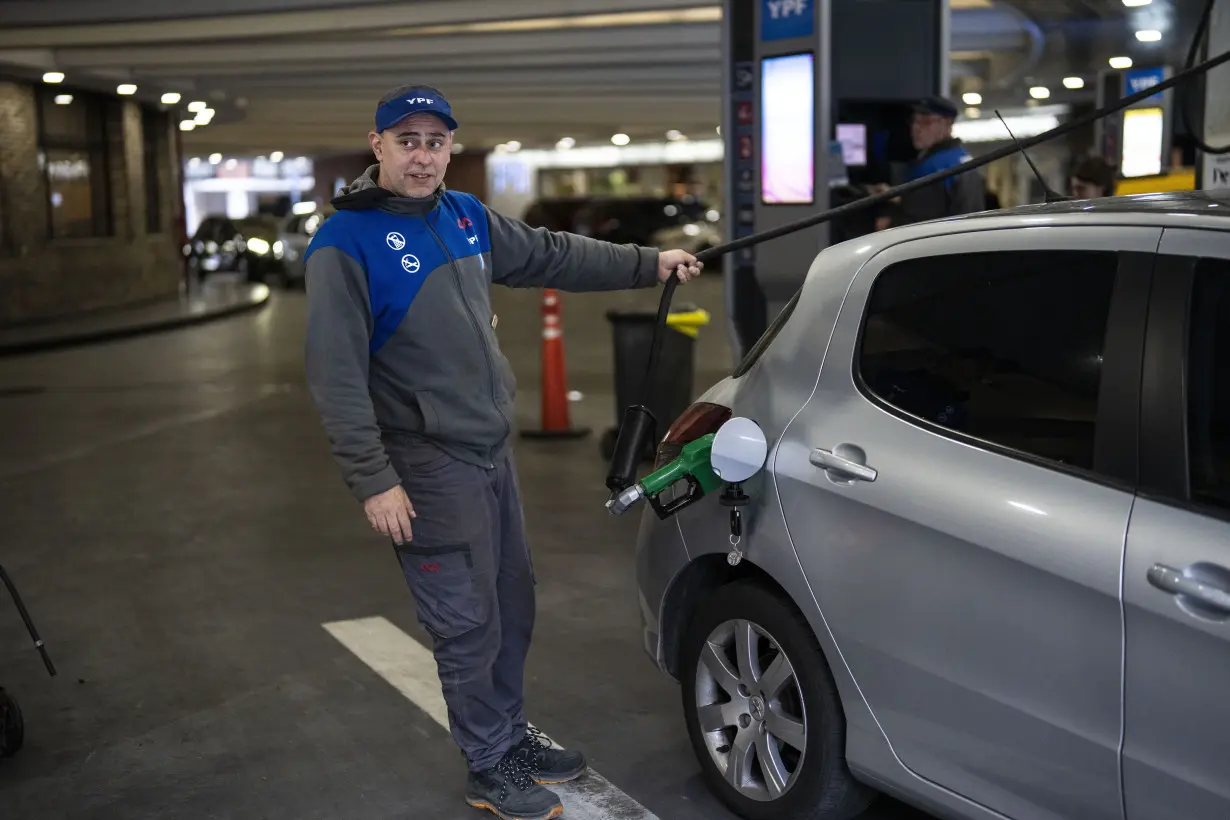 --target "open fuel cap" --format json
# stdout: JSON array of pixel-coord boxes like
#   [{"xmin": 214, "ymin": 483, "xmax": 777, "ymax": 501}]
[{"xmin": 710, "ymin": 417, "xmax": 768, "ymax": 483}]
